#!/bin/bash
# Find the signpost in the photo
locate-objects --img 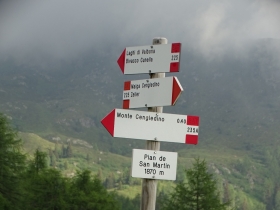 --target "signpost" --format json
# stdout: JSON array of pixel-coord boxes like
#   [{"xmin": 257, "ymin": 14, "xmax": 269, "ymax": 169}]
[
  {"xmin": 131, "ymin": 149, "xmax": 178, "ymax": 181},
  {"xmin": 101, "ymin": 37, "xmax": 200, "ymax": 210},
  {"xmin": 101, "ymin": 108, "xmax": 199, "ymax": 145},
  {"xmin": 117, "ymin": 43, "xmax": 181, "ymax": 74},
  {"xmin": 123, "ymin": 76, "xmax": 183, "ymax": 109}
]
